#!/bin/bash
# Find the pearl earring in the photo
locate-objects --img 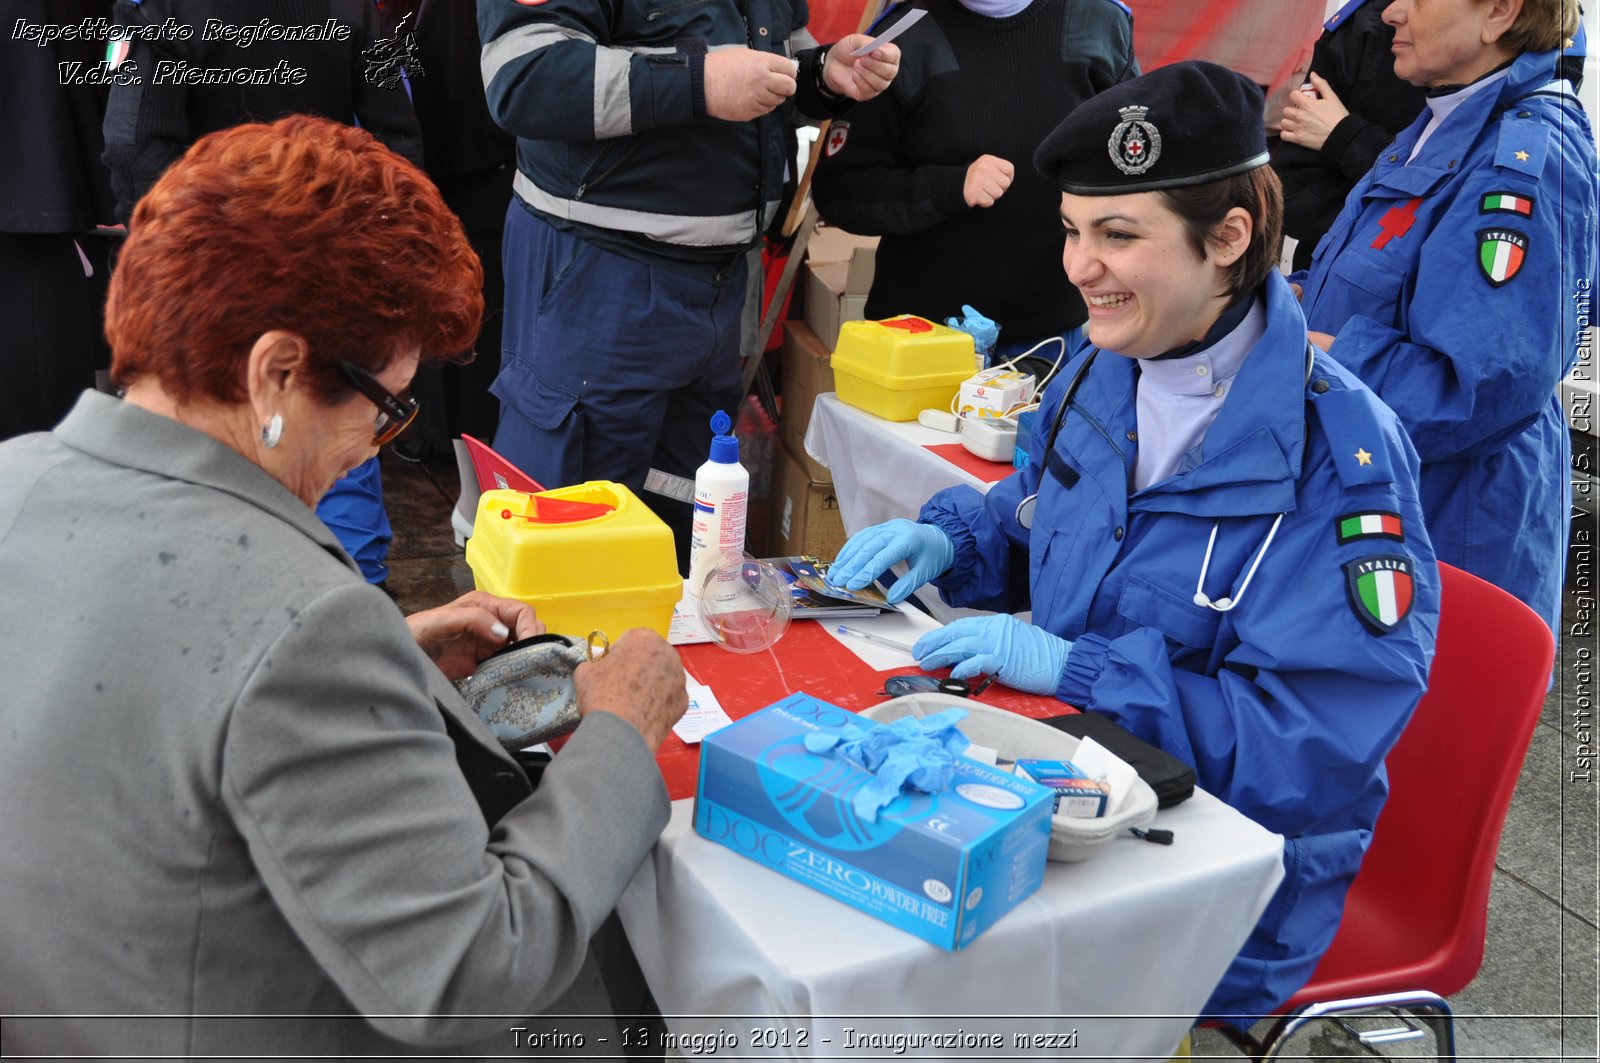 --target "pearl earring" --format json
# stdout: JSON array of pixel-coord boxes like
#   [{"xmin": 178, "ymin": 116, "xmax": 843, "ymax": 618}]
[{"xmin": 261, "ymin": 414, "xmax": 284, "ymax": 449}]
